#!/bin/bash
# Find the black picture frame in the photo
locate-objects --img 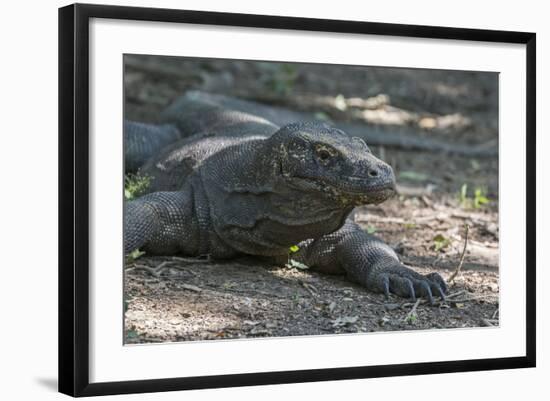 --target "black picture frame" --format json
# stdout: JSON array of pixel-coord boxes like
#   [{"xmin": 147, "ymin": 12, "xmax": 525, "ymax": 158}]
[{"xmin": 58, "ymin": 3, "xmax": 536, "ymax": 397}]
